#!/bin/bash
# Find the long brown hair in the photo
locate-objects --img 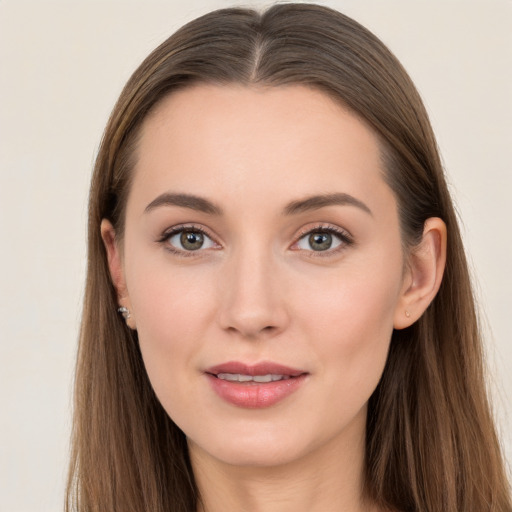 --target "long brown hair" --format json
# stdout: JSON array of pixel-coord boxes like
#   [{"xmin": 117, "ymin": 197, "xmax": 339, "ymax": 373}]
[{"xmin": 66, "ymin": 4, "xmax": 511, "ymax": 511}]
